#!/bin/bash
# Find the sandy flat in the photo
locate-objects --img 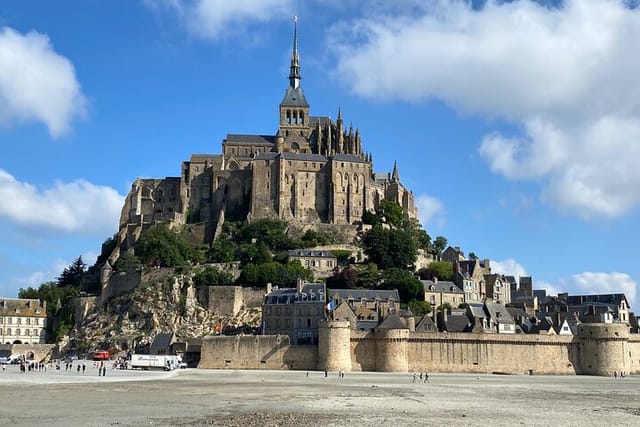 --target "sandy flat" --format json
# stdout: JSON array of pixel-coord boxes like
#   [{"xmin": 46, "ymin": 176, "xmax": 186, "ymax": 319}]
[{"xmin": 0, "ymin": 363, "xmax": 638, "ymax": 426}]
